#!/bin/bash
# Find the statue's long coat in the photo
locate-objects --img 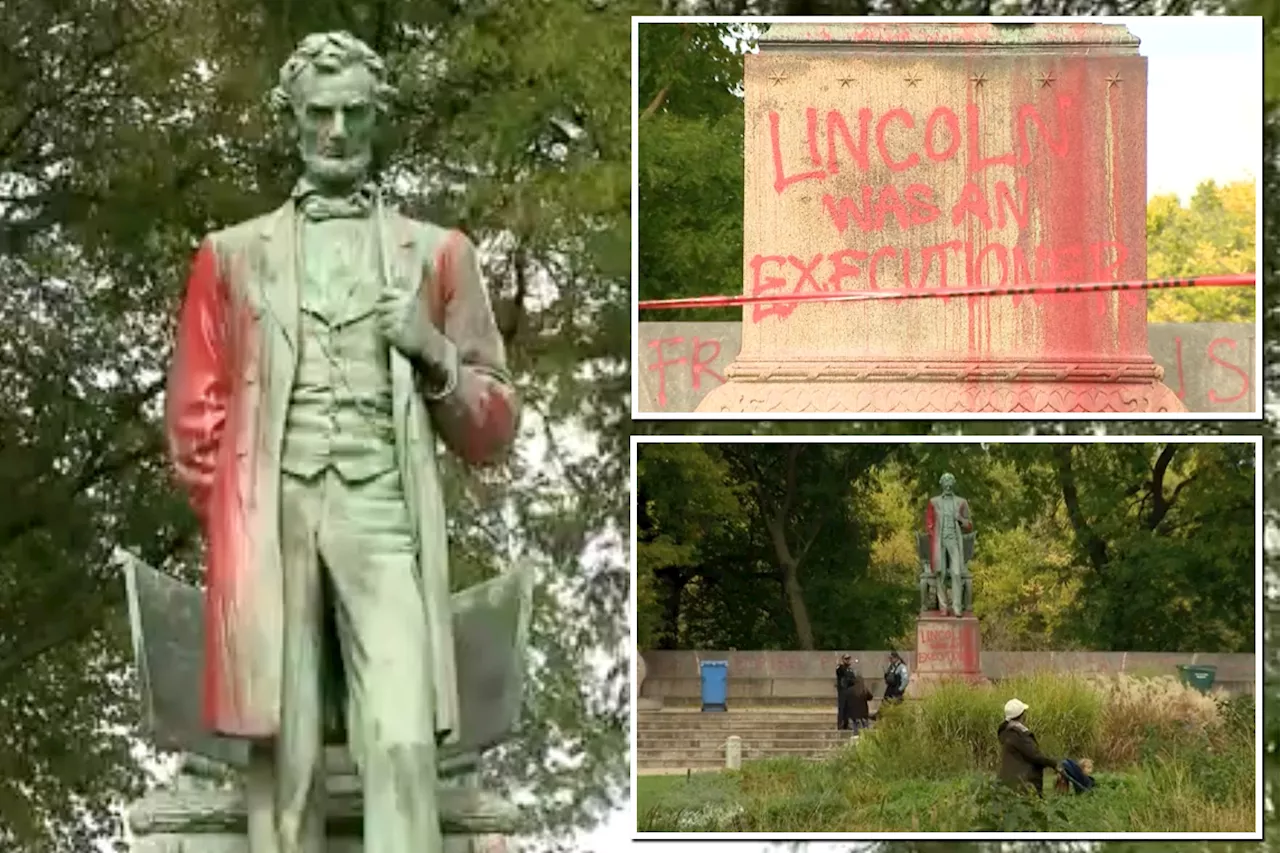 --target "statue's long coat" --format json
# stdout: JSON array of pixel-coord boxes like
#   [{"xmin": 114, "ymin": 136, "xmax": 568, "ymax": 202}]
[
  {"xmin": 925, "ymin": 494, "xmax": 972, "ymax": 578},
  {"xmin": 164, "ymin": 200, "xmax": 517, "ymax": 742}
]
